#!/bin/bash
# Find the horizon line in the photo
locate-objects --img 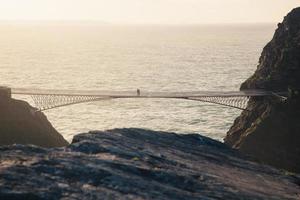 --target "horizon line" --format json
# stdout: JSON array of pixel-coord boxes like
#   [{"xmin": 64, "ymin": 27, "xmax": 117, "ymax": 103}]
[{"xmin": 0, "ymin": 20, "xmax": 278, "ymax": 26}]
